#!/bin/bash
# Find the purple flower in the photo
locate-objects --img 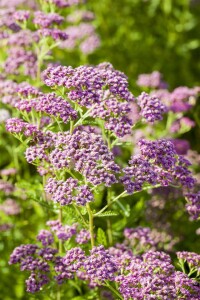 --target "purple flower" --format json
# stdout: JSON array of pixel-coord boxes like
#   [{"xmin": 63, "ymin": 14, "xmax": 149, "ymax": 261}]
[
  {"xmin": 138, "ymin": 139, "xmax": 176, "ymax": 169},
  {"xmin": 80, "ymin": 34, "xmax": 100, "ymax": 54},
  {"xmin": 0, "ymin": 168, "xmax": 17, "ymax": 176},
  {"xmin": 37, "ymin": 247, "xmax": 58, "ymax": 261},
  {"xmin": 7, "ymin": 30, "xmax": 39, "ymax": 47},
  {"xmin": 26, "ymin": 273, "xmax": 49, "ymax": 293},
  {"xmin": 0, "ymin": 180, "xmax": 15, "ymax": 194},
  {"xmin": 48, "ymin": 128, "xmax": 120, "ymax": 186},
  {"xmin": 20, "ymin": 256, "xmax": 50, "ymax": 272},
  {"xmin": 121, "ymin": 155, "xmax": 157, "ymax": 193},
  {"xmin": 55, "ymin": 247, "xmax": 85, "ymax": 284},
  {"xmin": 38, "ymin": 28, "xmax": 68, "ymax": 40},
  {"xmin": 137, "ymin": 71, "xmax": 168, "ymax": 89},
  {"xmin": 15, "ymin": 92, "xmax": 77, "ymax": 123},
  {"xmin": 4, "ymin": 48, "xmax": 37, "ymax": 78},
  {"xmin": 42, "ymin": 64, "xmax": 135, "ymax": 120},
  {"xmin": 9, "ymin": 244, "xmax": 38, "ymax": 264},
  {"xmin": 25, "ymin": 145, "xmax": 48, "ymax": 164},
  {"xmin": 13, "ymin": 10, "xmax": 30, "ymax": 22},
  {"xmin": 33, "ymin": 11, "xmax": 64, "ymax": 28},
  {"xmin": 6, "ymin": 118, "xmax": 39, "ymax": 137},
  {"xmin": 75, "ymin": 229, "xmax": 90, "ymax": 244},
  {"xmin": 82, "ymin": 245, "xmax": 118, "ymax": 284},
  {"xmin": 37, "ymin": 230, "xmax": 54, "ymax": 246},
  {"xmin": 177, "ymin": 251, "xmax": 200, "ymax": 273},
  {"xmin": 185, "ymin": 192, "xmax": 200, "ymax": 220},
  {"xmin": 0, "ymin": 199, "xmax": 21, "ymax": 215},
  {"xmin": 171, "ymin": 139, "xmax": 190, "ymax": 155},
  {"xmin": 48, "ymin": 0, "xmax": 84, "ymax": 8},
  {"xmin": 169, "ymin": 86, "xmax": 199, "ymax": 113},
  {"xmin": 137, "ymin": 92, "xmax": 167, "ymax": 123},
  {"xmin": 45, "ymin": 178, "xmax": 94, "ymax": 206},
  {"xmin": 56, "ymin": 224, "xmax": 77, "ymax": 241}
]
